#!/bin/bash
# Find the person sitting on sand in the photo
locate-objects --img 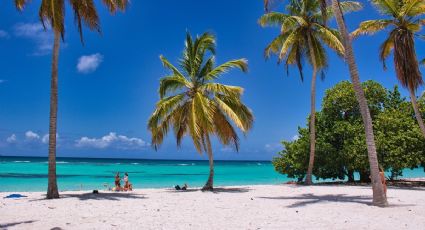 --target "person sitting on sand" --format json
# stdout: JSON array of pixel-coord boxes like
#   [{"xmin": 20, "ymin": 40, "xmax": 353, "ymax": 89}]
[
  {"xmin": 123, "ymin": 172, "xmax": 133, "ymax": 191},
  {"xmin": 114, "ymin": 172, "xmax": 121, "ymax": 191}
]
